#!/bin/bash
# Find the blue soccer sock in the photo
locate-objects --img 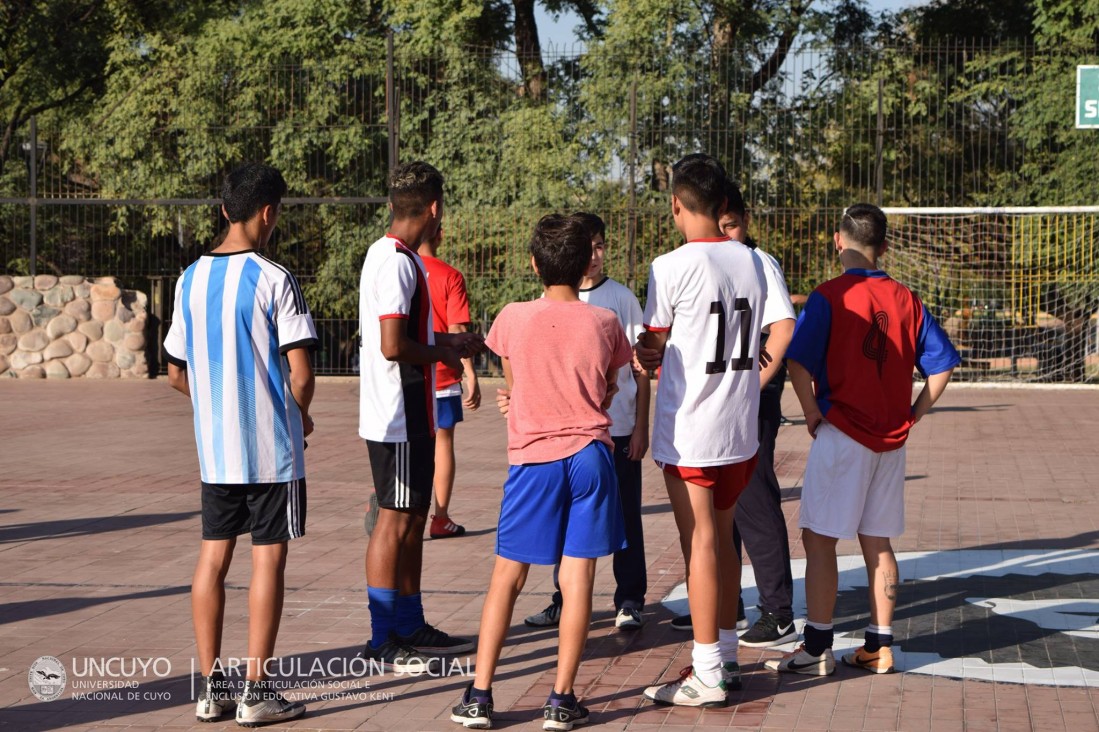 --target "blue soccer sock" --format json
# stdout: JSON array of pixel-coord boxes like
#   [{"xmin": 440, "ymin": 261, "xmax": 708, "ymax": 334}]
[
  {"xmin": 367, "ymin": 586, "xmax": 398, "ymax": 649},
  {"xmin": 396, "ymin": 592, "xmax": 426, "ymax": 637}
]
